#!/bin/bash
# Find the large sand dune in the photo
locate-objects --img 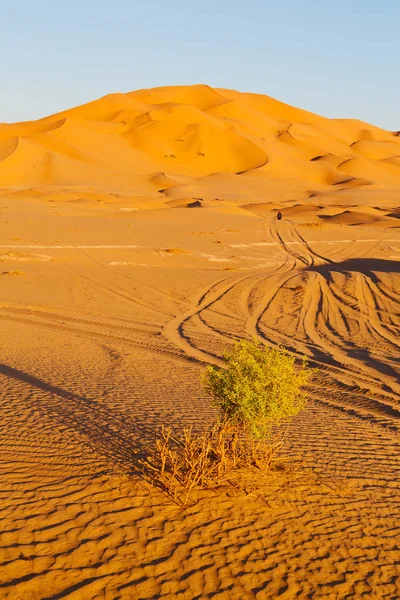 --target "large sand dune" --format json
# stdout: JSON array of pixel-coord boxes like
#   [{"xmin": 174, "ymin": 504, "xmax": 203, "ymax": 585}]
[
  {"xmin": 0, "ymin": 86, "xmax": 400, "ymax": 598},
  {"xmin": 1, "ymin": 84, "xmax": 400, "ymax": 208}
]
